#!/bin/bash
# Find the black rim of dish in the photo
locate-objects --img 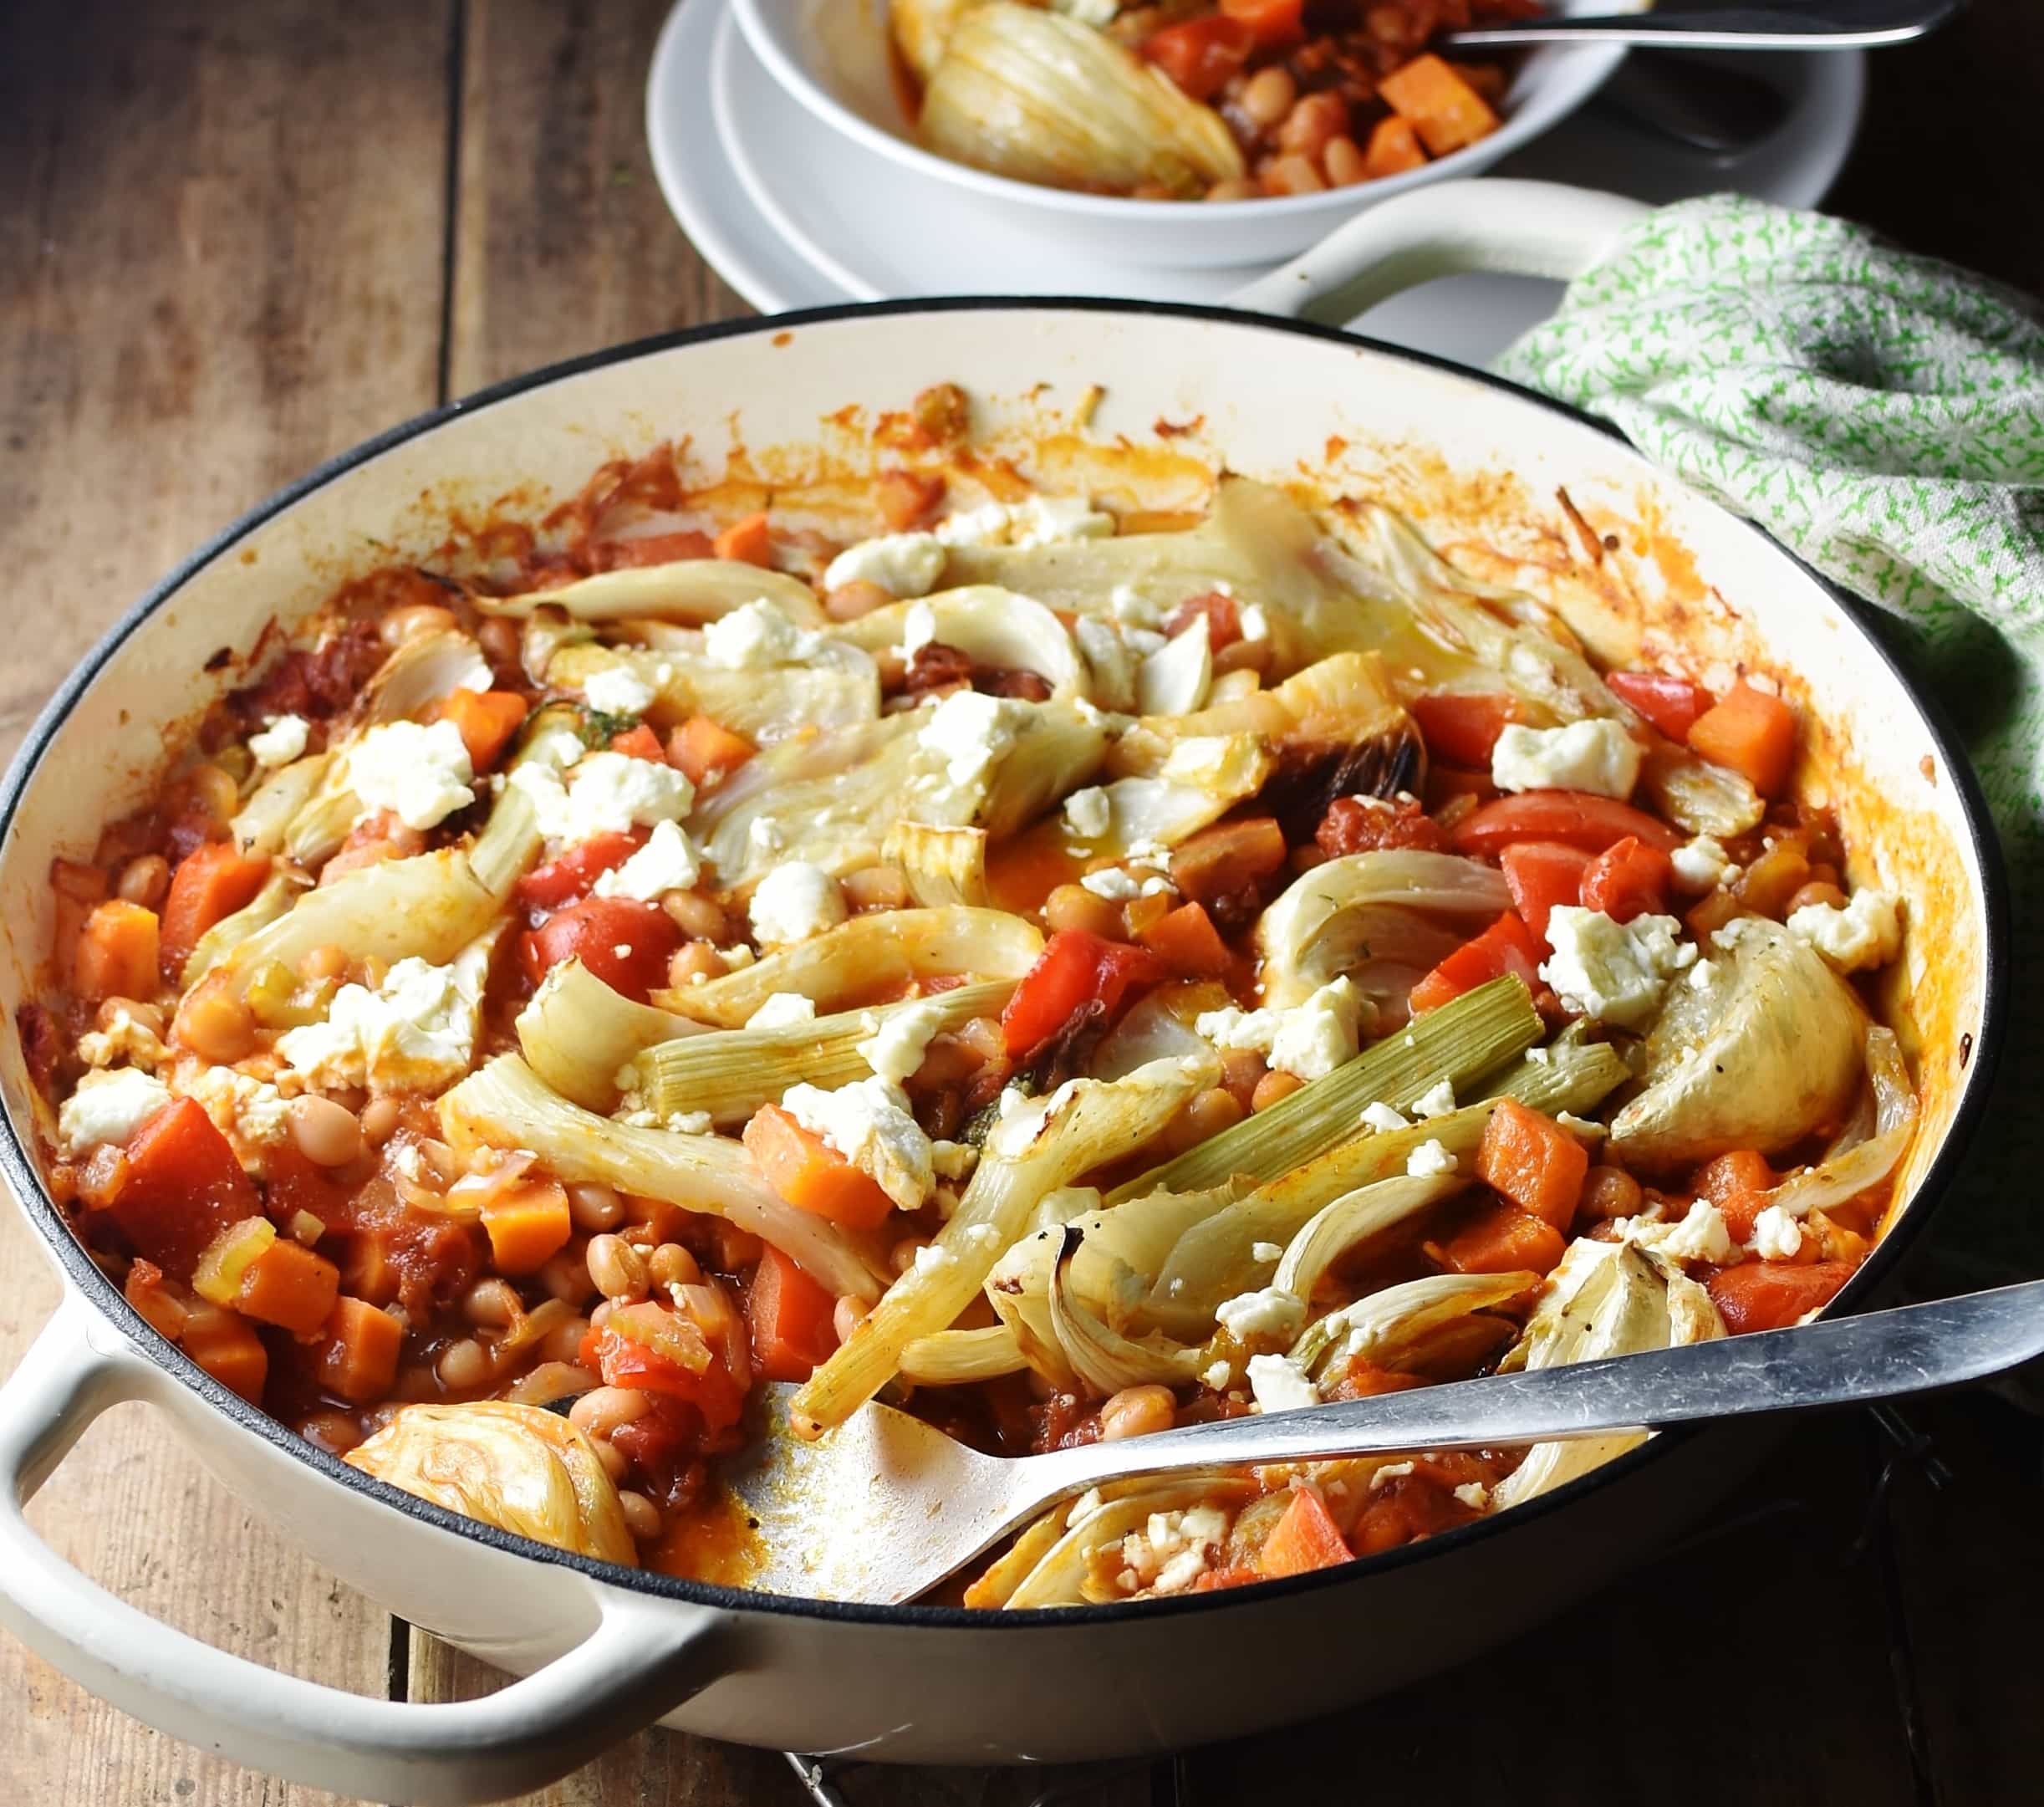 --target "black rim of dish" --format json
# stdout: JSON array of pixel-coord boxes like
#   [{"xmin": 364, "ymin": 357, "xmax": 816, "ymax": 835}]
[{"xmin": 0, "ymin": 297, "xmax": 2011, "ymax": 1633}]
